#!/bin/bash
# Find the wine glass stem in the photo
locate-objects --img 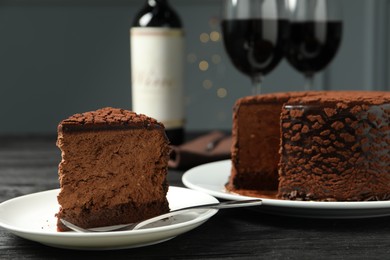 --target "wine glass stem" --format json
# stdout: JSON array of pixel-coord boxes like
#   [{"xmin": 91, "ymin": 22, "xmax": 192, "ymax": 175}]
[
  {"xmin": 304, "ymin": 74, "xmax": 314, "ymax": 91},
  {"xmin": 252, "ymin": 74, "xmax": 263, "ymax": 95}
]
